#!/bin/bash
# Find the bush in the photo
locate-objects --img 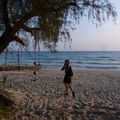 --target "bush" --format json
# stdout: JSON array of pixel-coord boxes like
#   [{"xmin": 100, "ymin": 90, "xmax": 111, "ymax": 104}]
[{"xmin": 0, "ymin": 100, "xmax": 5, "ymax": 109}]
